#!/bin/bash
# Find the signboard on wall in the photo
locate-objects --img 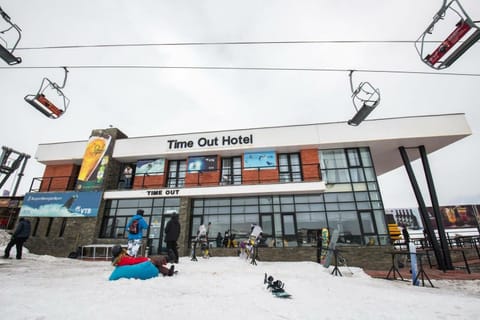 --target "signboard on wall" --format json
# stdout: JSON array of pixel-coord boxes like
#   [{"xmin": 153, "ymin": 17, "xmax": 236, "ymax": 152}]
[
  {"xmin": 135, "ymin": 159, "xmax": 165, "ymax": 176},
  {"xmin": 243, "ymin": 151, "xmax": 276, "ymax": 169},
  {"xmin": 76, "ymin": 132, "xmax": 113, "ymax": 191},
  {"xmin": 187, "ymin": 156, "xmax": 218, "ymax": 172},
  {"xmin": 20, "ymin": 191, "xmax": 103, "ymax": 217}
]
